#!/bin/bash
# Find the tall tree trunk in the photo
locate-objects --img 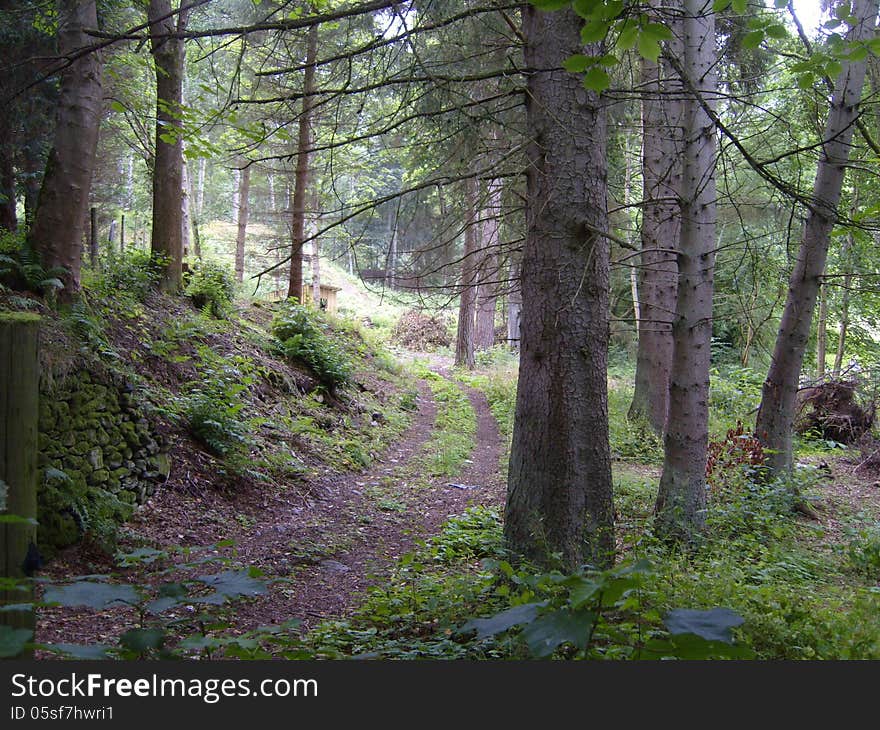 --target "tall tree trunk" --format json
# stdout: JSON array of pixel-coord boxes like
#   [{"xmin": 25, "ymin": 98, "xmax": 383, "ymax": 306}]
[
  {"xmin": 628, "ymin": 12, "xmax": 681, "ymax": 435},
  {"xmin": 816, "ymin": 281, "xmax": 828, "ymax": 380},
  {"xmin": 507, "ymin": 255, "xmax": 522, "ymax": 350},
  {"xmin": 504, "ymin": 6, "xmax": 613, "ymax": 570},
  {"xmin": 474, "ymin": 177, "xmax": 502, "ymax": 351},
  {"xmin": 234, "ymin": 163, "xmax": 250, "ymax": 284},
  {"xmin": 29, "ymin": 0, "xmax": 102, "ymax": 299},
  {"xmin": 755, "ymin": 0, "xmax": 878, "ymax": 476},
  {"xmin": 148, "ymin": 0, "xmax": 188, "ymax": 292},
  {"xmin": 287, "ymin": 23, "xmax": 318, "ymax": 302},
  {"xmin": 454, "ymin": 177, "xmax": 478, "ymax": 369},
  {"xmin": 89, "ymin": 206, "xmax": 98, "ymax": 268},
  {"xmin": 654, "ymin": 0, "xmax": 716, "ymax": 540},
  {"xmin": 832, "ymin": 232, "xmax": 854, "ymax": 378},
  {"xmin": 0, "ymin": 115, "xmax": 16, "ymax": 231},
  {"xmin": 310, "ymin": 187, "xmax": 321, "ymax": 307},
  {"xmin": 196, "ymin": 156, "xmax": 206, "ymax": 217},
  {"xmin": 181, "ymin": 157, "xmax": 191, "ymax": 258}
]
